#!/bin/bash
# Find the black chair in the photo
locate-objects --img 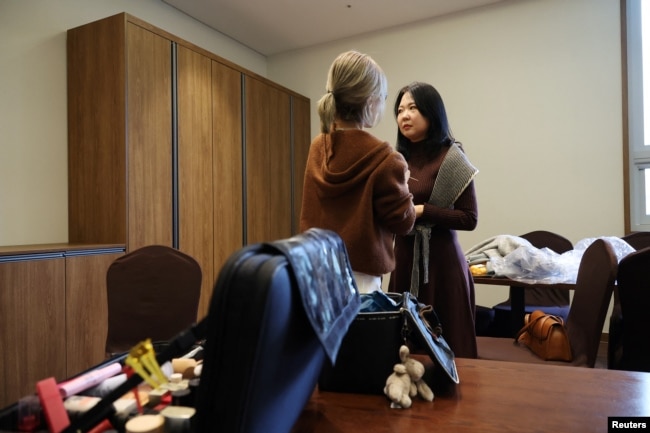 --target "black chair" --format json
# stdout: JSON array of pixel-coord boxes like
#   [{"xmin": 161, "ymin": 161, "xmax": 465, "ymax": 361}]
[
  {"xmin": 105, "ymin": 245, "xmax": 202, "ymax": 356},
  {"xmin": 477, "ymin": 239, "xmax": 617, "ymax": 367},
  {"xmin": 610, "ymin": 245, "xmax": 650, "ymax": 371},
  {"xmin": 621, "ymin": 232, "xmax": 650, "ymax": 250},
  {"xmin": 608, "ymin": 233, "xmax": 650, "ymax": 369},
  {"xmin": 476, "ymin": 230, "xmax": 573, "ymax": 337}
]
